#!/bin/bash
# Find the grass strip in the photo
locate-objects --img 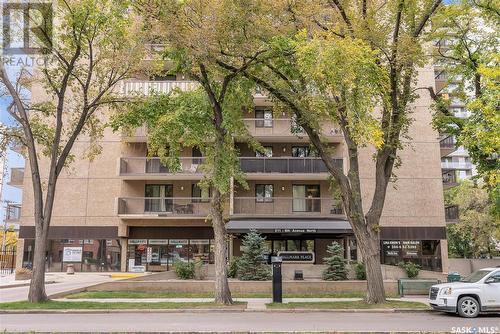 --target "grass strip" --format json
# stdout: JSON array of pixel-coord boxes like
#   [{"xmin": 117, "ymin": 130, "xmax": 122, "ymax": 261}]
[
  {"xmin": 266, "ymin": 300, "xmax": 429, "ymax": 310},
  {"xmin": 66, "ymin": 291, "xmax": 397, "ymax": 299},
  {"xmin": 0, "ymin": 300, "xmax": 246, "ymax": 310}
]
